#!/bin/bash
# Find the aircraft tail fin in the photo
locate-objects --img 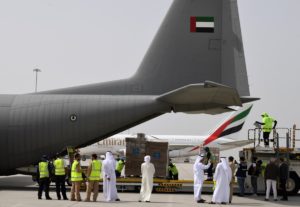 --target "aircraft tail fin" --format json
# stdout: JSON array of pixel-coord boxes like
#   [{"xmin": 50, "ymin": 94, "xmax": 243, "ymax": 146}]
[
  {"xmin": 41, "ymin": 0, "xmax": 251, "ymax": 100},
  {"xmin": 189, "ymin": 104, "xmax": 253, "ymax": 152},
  {"xmin": 132, "ymin": 0, "xmax": 249, "ymax": 96},
  {"xmin": 203, "ymin": 104, "xmax": 253, "ymax": 145}
]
